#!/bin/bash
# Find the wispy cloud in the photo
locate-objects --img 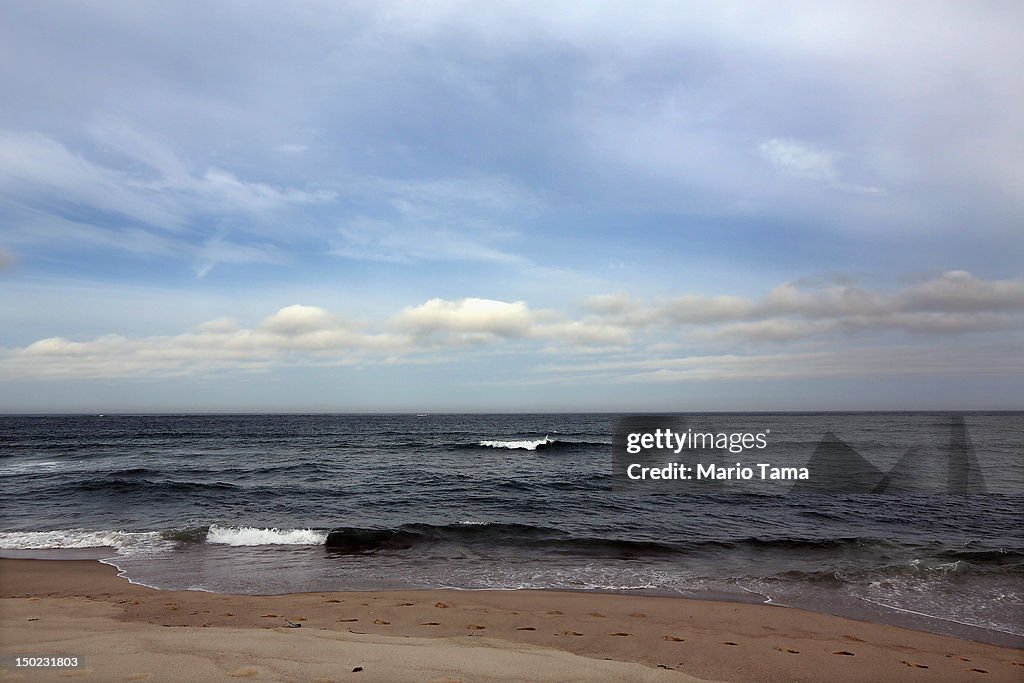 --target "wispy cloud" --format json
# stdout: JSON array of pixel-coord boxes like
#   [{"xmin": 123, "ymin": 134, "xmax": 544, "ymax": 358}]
[
  {"xmin": 0, "ymin": 127, "xmax": 331, "ymax": 276},
  {"xmin": 330, "ymin": 177, "xmax": 533, "ymax": 264},
  {"xmin": 759, "ymin": 138, "xmax": 883, "ymax": 194}
]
